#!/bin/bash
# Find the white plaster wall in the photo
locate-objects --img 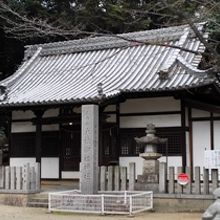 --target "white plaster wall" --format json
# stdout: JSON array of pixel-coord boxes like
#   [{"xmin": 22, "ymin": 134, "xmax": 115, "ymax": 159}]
[
  {"xmin": 119, "ymin": 156, "xmax": 181, "ymax": 179},
  {"xmin": 193, "ymin": 121, "xmax": 211, "ymax": 168},
  {"xmin": 12, "ymin": 110, "xmax": 34, "ymax": 120},
  {"xmin": 192, "ymin": 109, "xmax": 210, "ymax": 117},
  {"xmin": 42, "ymin": 124, "xmax": 59, "ymax": 131},
  {"xmin": 62, "ymin": 171, "xmax": 80, "ymax": 179},
  {"xmin": 214, "ymin": 121, "xmax": 220, "ymax": 149},
  {"xmin": 11, "ymin": 122, "xmax": 35, "ymax": 133},
  {"xmin": 106, "ymin": 114, "xmax": 116, "ymax": 123},
  {"xmin": 41, "ymin": 157, "xmax": 59, "ymax": 179},
  {"xmin": 120, "ymin": 114, "xmax": 181, "ymax": 128},
  {"xmin": 12, "ymin": 122, "xmax": 59, "ymax": 132},
  {"xmin": 10, "ymin": 157, "xmax": 59, "ymax": 179},
  {"xmin": 104, "ymin": 105, "xmax": 116, "ymax": 112},
  {"xmin": 120, "ymin": 97, "xmax": 180, "ymax": 113},
  {"xmin": 12, "ymin": 109, "xmax": 59, "ymax": 120},
  {"xmin": 43, "ymin": 109, "xmax": 59, "ymax": 118},
  {"xmin": 10, "ymin": 157, "xmax": 36, "ymax": 167}
]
